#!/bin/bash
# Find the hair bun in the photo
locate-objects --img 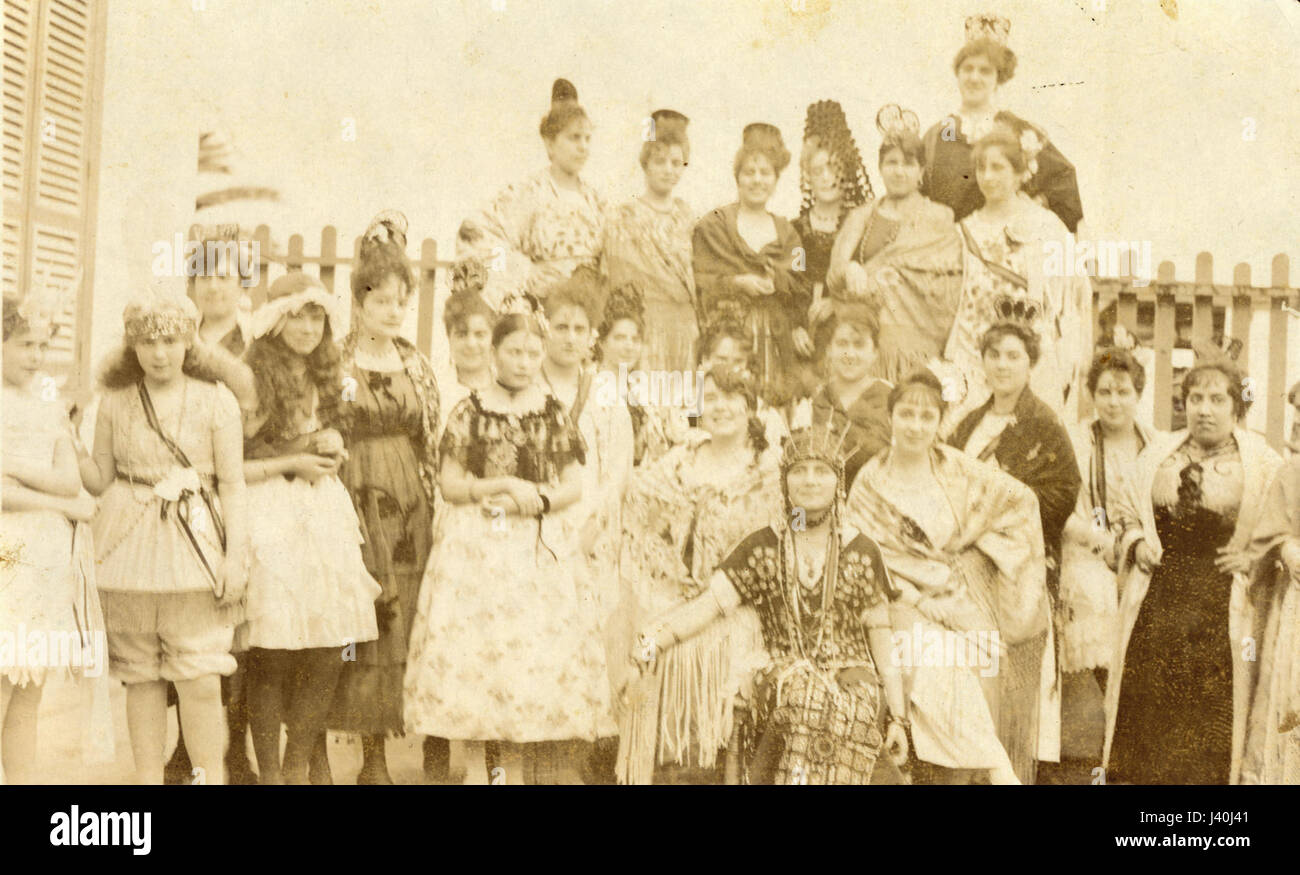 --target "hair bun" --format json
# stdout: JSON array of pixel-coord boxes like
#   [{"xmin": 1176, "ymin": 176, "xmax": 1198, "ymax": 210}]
[
  {"xmin": 450, "ymin": 257, "xmax": 488, "ymax": 298},
  {"xmin": 362, "ymin": 210, "xmax": 409, "ymax": 251},
  {"xmin": 552, "ymin": 78, "xmax": 578, "ymax": 105}
]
